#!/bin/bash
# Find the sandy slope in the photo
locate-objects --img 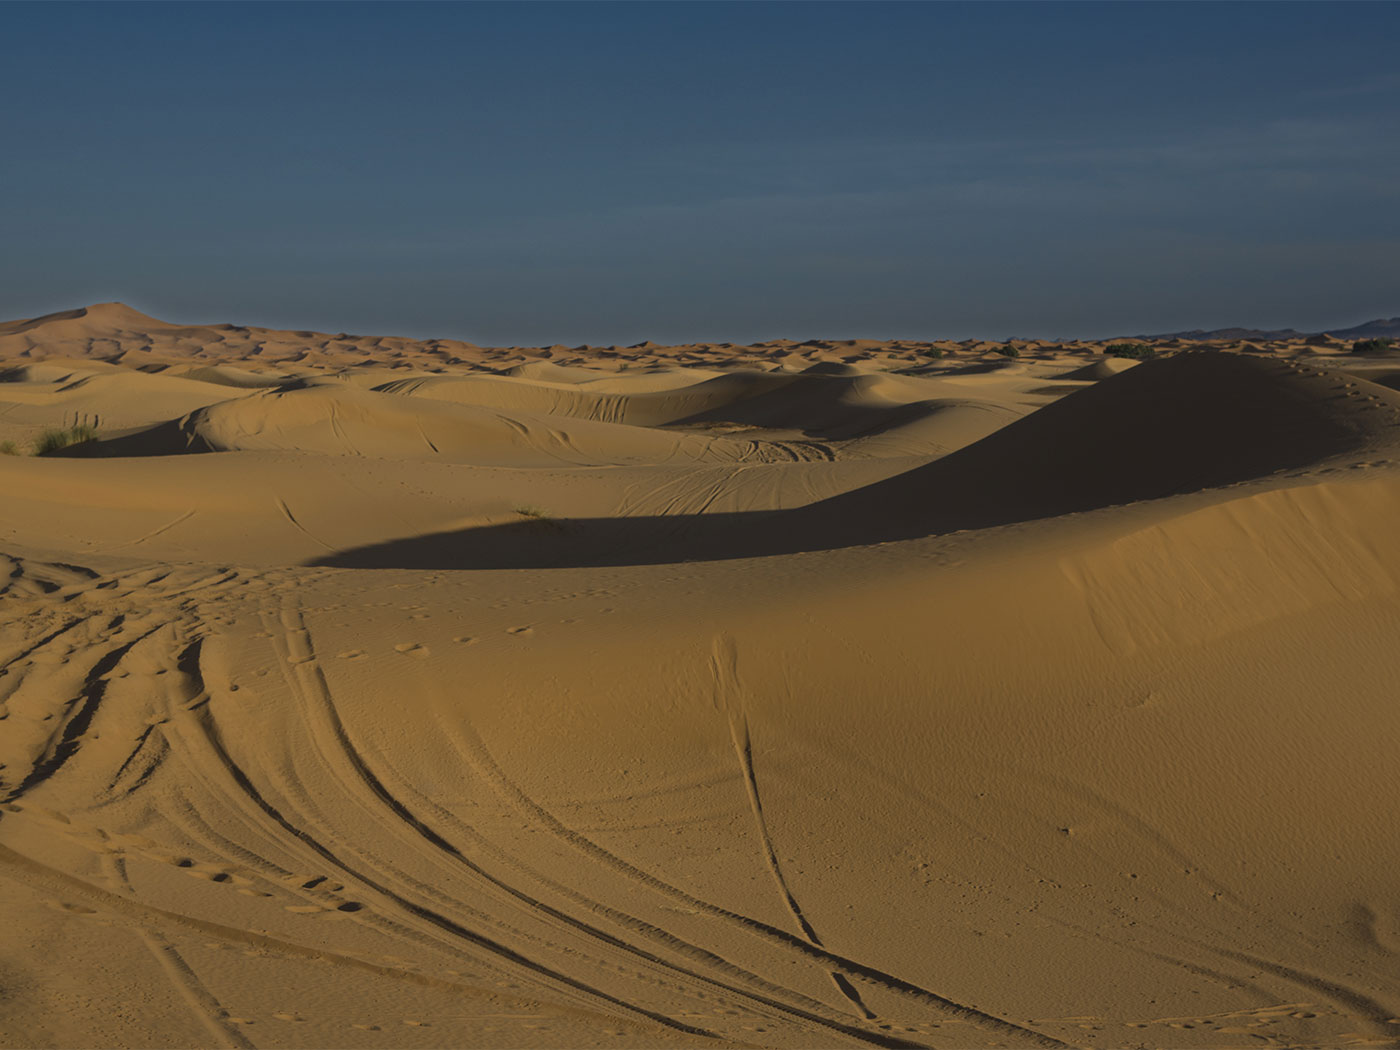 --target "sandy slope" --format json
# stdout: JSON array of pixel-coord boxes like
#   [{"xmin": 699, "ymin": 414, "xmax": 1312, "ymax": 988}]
[{"xmin": 2, "ymin": 305, "xmax": 1400, "ymax": 1050}]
